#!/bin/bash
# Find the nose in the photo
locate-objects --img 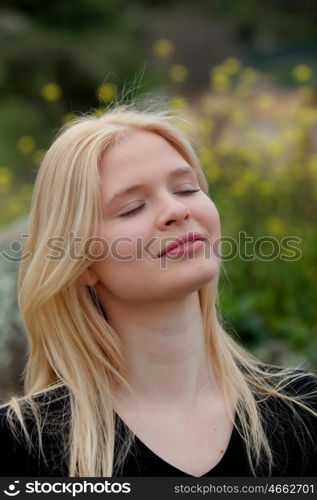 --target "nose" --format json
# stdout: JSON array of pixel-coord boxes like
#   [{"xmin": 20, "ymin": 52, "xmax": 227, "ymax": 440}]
[{"xmin": 156, "ymin": 196, "xmax": 191, "ymax": 228}]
